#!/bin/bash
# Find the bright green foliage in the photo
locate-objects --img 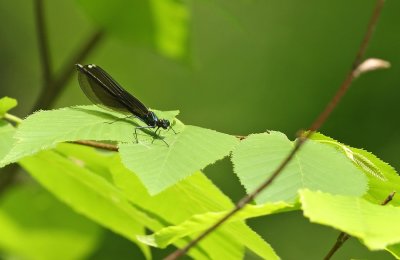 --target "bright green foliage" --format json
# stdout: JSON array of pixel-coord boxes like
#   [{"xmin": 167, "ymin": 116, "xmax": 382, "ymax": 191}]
[
  {"xmin": 232, "ymin": 132, "xmax": 368, "ymax": 204},
  {"xmin": 119, "ymin": 125, "xmax": 239, "ymax": 194},
  {"xmin": 311, "ymin": 132, "xmax": 390, "ymax": 181},
  {"xmin": 2, "ymin": 102, "xmax": 399, "ymax": 259},
  {"xmin": 386, "ymin": 244, "xmax": 400, "ymax": 259},
  {"xmin": 300, "ymin": 189, "xmax": 400, "ymax": 250},
  {"xmin": 27, "ymin": 143, "xmax": 277, "ymax": 259},
  {"xmin": 76, "ymin": 0, "xmax": 189, "ymax": 59},
  {"xmin": 110, "ymin": 159, "xmax": 277, "ymax": 259},
  {"xmin": 138, "ymin": 202, "xmax": 291, "ymax": 259},
  {"xmin": 310, "ymin": 133, "xmax": 400, "ymax": 206},
  {"xmin": 0, "ymin": 105, "xmax": 239, "ymax": 196},
  {"xmin": 0, "ymin": 105, "xmax": 178, "ymax": 167},
  {"xmin": 0, "ymin": 97, "xmax": 17, "ymax": 117},
  {"xmin": 0, "ymin": 121, "xmax": 15, "ymax": 160},
  {"xmin": 17, "ymin": 143, "xmax": 277, "ymax": 259},
  {"xmin": 19, "ymin": 149, "xmax": 152, "ymax": 259},
  {"xmin": 0, "ymin": 185, "xmax": 101, "ymax": 260},
  {"xmin": 0, "ymin": 105, "xmax": 132, "ymax": 167}
]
